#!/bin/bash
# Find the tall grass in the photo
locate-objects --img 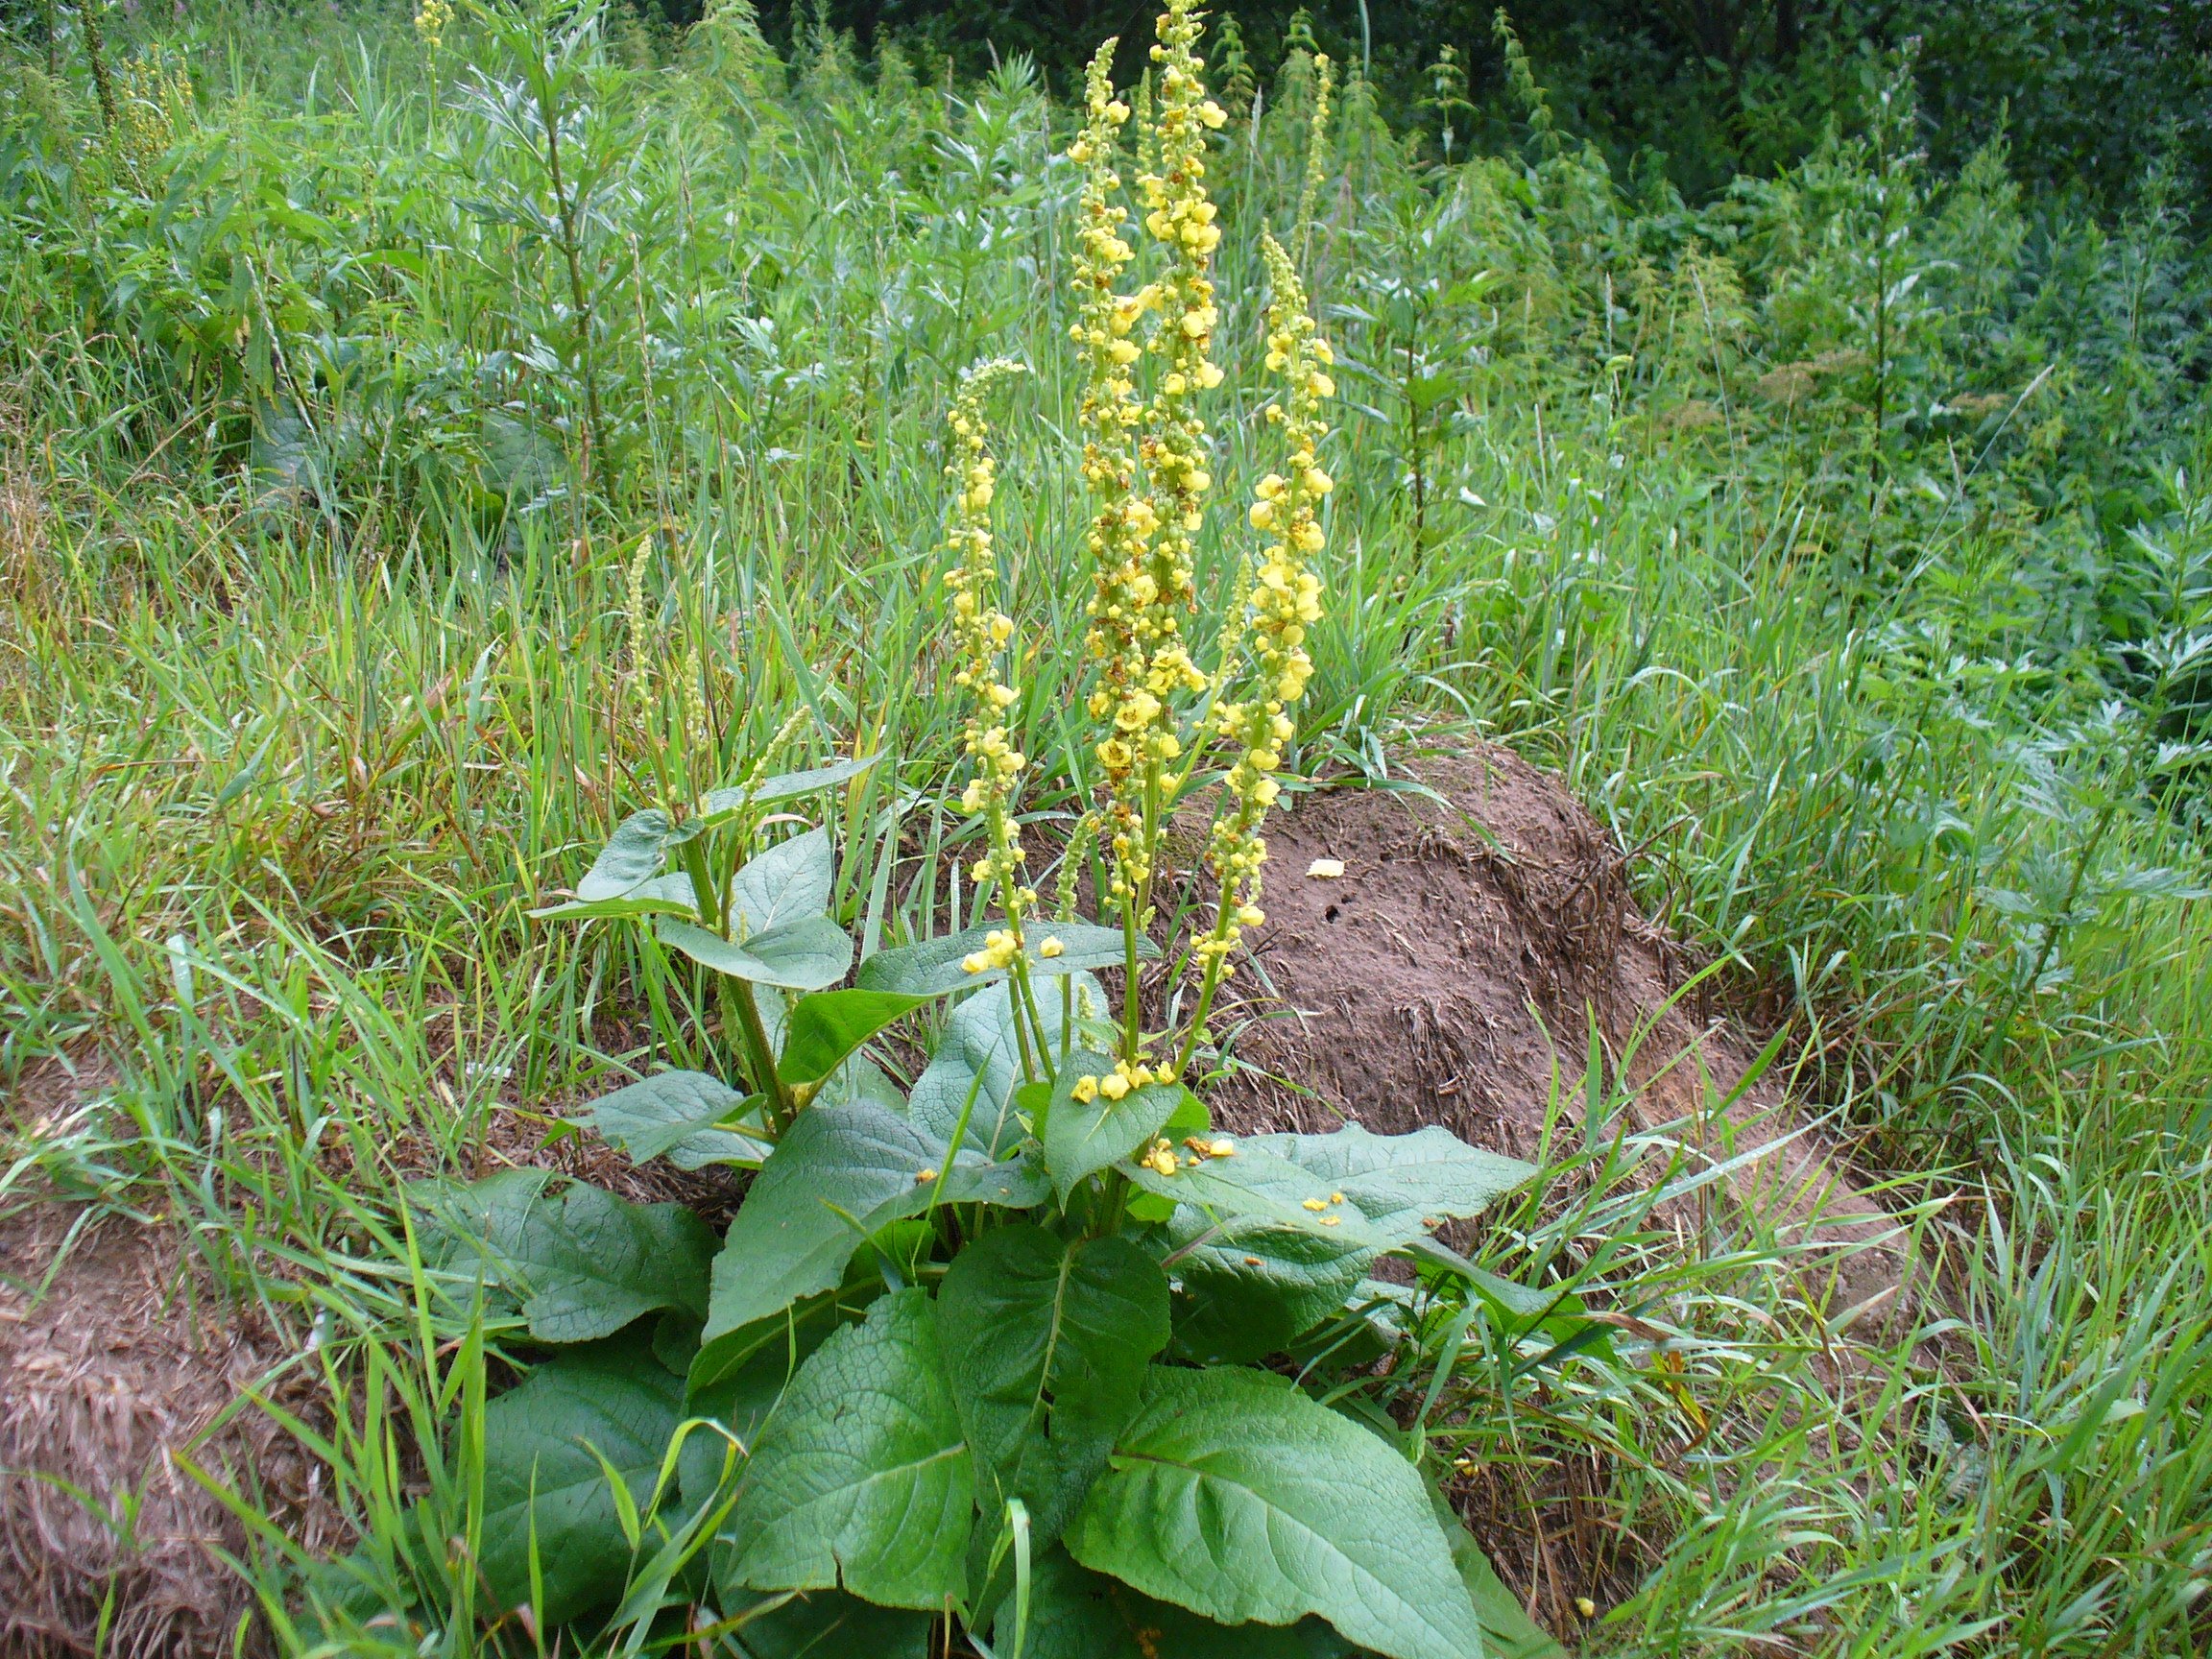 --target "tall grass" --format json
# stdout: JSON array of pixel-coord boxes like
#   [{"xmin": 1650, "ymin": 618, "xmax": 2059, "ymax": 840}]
[{"xmin": 2, "ymin": 1, "xmax": 2210, "ymax": 1650}]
